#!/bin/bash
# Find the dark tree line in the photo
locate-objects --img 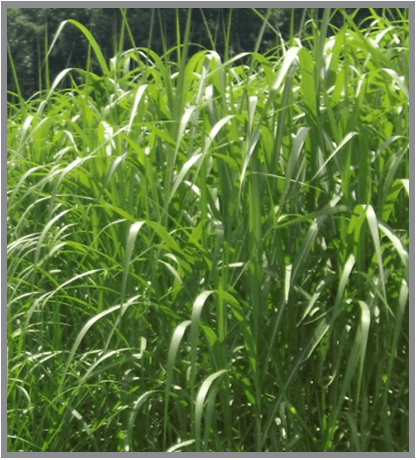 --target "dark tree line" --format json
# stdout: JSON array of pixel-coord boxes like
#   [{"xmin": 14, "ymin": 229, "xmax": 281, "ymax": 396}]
[{"xmin": 7, "ymin": 8, "xmax": 405, "ymax": 100}]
